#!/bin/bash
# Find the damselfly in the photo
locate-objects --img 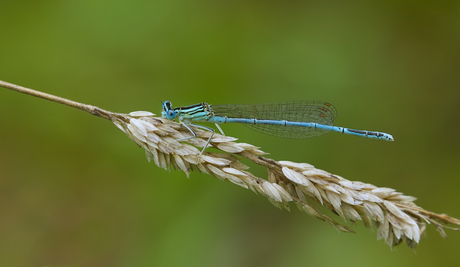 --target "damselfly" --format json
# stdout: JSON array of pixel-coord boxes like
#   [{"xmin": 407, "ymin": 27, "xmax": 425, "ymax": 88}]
[{"xmin": 162, "ymin": 101, "xmax": 393, "ymax": 161}]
